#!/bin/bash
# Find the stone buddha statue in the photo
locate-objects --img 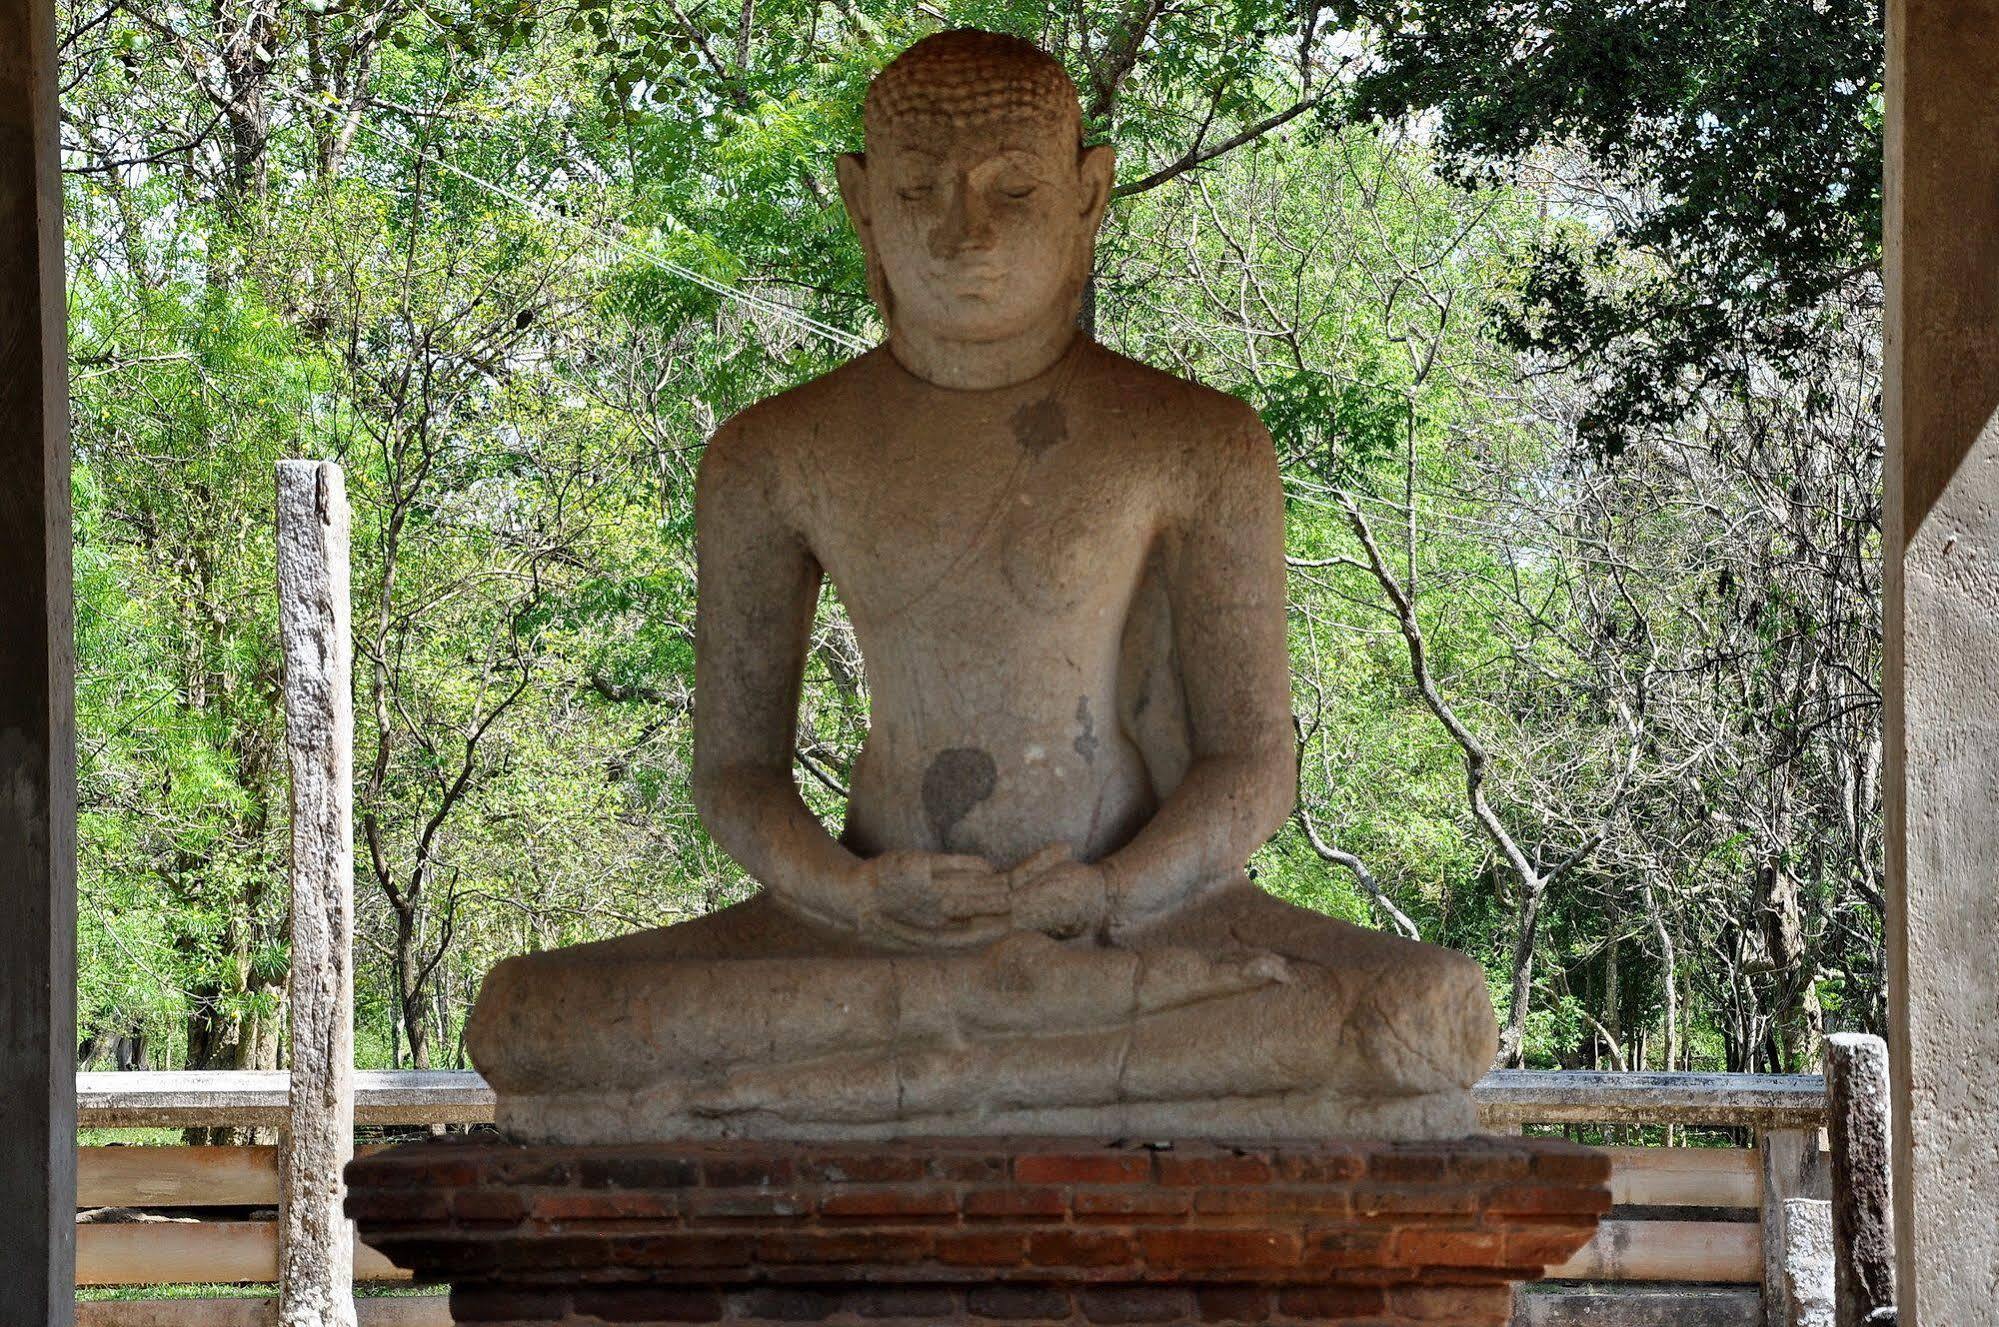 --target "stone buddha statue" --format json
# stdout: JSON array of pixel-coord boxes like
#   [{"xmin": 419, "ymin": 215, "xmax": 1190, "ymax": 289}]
[{"xmin": 466, "ymin": 29, "xmax": 1497, "ymax": 1144}]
